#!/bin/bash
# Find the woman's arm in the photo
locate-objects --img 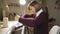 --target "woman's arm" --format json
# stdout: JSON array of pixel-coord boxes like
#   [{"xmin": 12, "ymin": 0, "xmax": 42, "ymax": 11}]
[
  {"xmin": 18, "ymin": 13, "xmax": 46, "ymax": 27},
  {"xmin": 21, "ymin": 14, "xmax": 34, "ymax": 18}
]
